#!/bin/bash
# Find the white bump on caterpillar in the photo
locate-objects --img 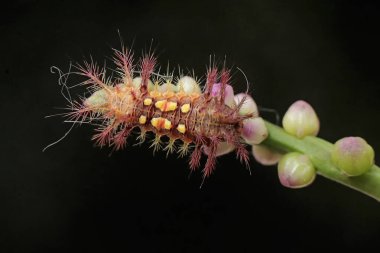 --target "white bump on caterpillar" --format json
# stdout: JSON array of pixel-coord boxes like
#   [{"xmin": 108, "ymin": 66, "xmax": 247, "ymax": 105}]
[
  {"xmin": 211, "ymin": 83, "xmax": 236, "ymax": 109},
  {"xmin": 177, "ymin": 76, "xmax": 201, "ymax": 94},
  {"xmin": 158, "ymin": 81, "xmax": 178, "ymax": 93},
  {"xmin": 84, "ymin": 89, "xmax": 109, "ymax": 108},
  {"xmin": 132, "ymin": 77, "xmax": 154, "ymax": 90}
]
